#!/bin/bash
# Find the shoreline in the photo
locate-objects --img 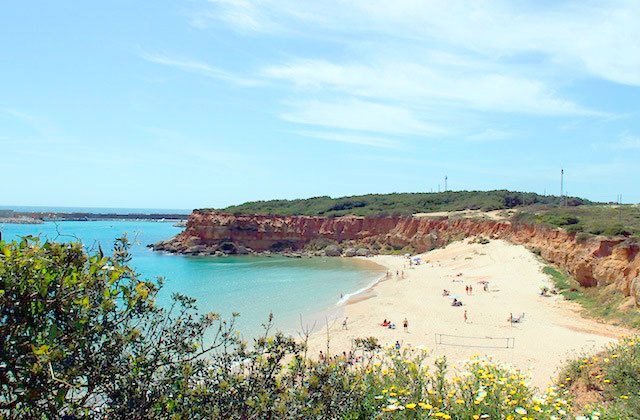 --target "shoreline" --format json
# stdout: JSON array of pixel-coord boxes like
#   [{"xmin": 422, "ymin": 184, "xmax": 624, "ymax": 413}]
[
  {"xmin": 292, "ymin": 257, "xmax": 387, "ymax": 339},
  {"xmin": 304, "ymin": 239, "xmax": 634, "ymax": 389},
  {"xmin": 336, "ymin": 258, "xmax": 389, "ymax": 306}
]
